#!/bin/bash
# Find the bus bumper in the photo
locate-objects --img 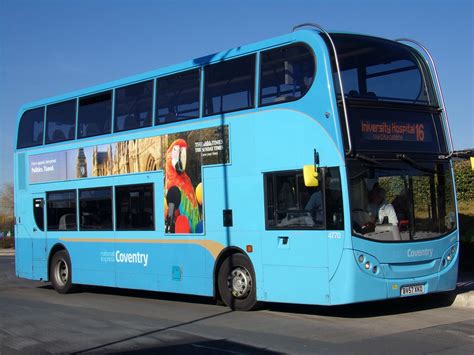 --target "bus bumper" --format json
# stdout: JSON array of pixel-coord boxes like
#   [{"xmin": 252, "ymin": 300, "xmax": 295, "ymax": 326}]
[{"xmin": 329, "ymin": 247, "xmax": 458, "ymax": 305}]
